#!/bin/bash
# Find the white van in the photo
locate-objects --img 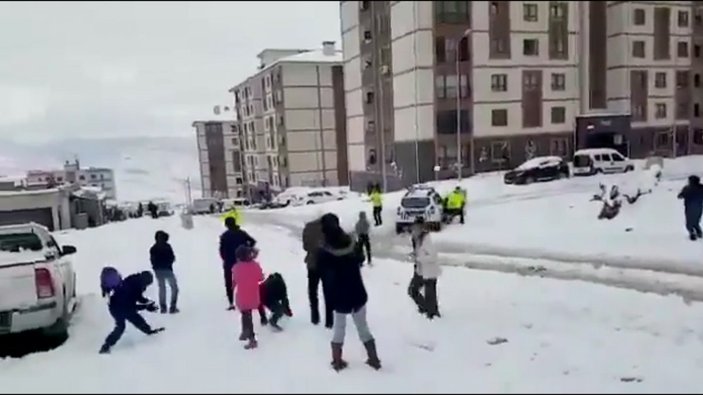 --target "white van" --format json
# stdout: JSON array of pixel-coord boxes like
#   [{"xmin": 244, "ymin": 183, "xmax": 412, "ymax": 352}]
[{"xmin": 573, "ymin": 148, "xmax": 634, "ymax": 176}]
